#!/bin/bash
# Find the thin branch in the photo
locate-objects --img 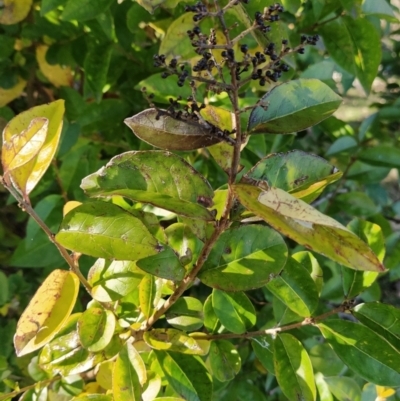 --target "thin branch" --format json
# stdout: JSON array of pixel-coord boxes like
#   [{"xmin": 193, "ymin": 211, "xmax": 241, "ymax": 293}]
[
  {"xmin": 0, "ymin": 376, "xmax": 61, "ymax": 401},
  {"xmin": 1, "ymin": 176, "xmax": 92, "ymax": 293},
  {"xmin": 191, "ymin": 305, "xmax": 346, "ymax": 341}
]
